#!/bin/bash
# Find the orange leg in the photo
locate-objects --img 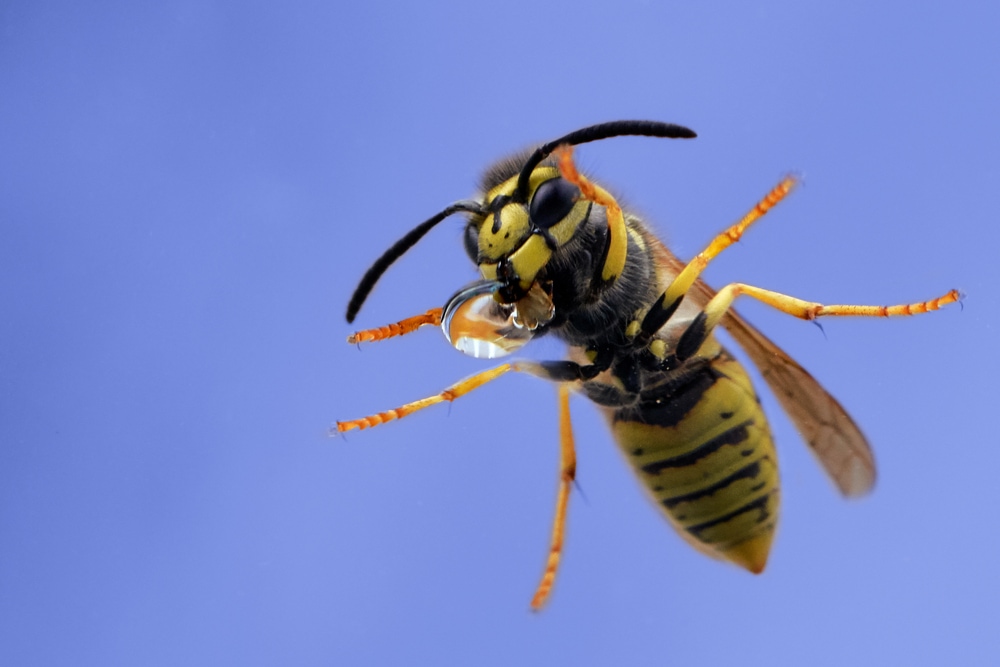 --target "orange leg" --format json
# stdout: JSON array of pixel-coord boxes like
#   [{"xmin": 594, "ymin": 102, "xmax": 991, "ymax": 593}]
[
  {"xmin": 530, "ymin": 384, "xmax": 576, "ymax": 611},
  {"xmin": 332, "ymin": 363, "xmax": 514, "ymax": 434},
  {"xmin": 333, "ymin": 356, "xmax": 595, "ymax": 434},
  {"xmin": 558, "ymin": 143, "xmax": 798, "ymax": 306},
  {"xmin": 619, "ymin": 176, "xmax": 797, "ymax": 342},
  {"xmin": 347, "ymin": 307, "xmax": 443, "ymax": 344},
  {"xmin": 700, "ymin": 283, "xmax": 961, "ymax": 333},
  {"xmin": 555, "ymin": 145, "xmax": 629, "ymax": 283},
  {"xmin": 334, "ymin": 360, "xmax": 589, "ymax": 611},
  {"xmin": 659, "ymin": 176, "xmax": 798, "ymax": 311}
]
